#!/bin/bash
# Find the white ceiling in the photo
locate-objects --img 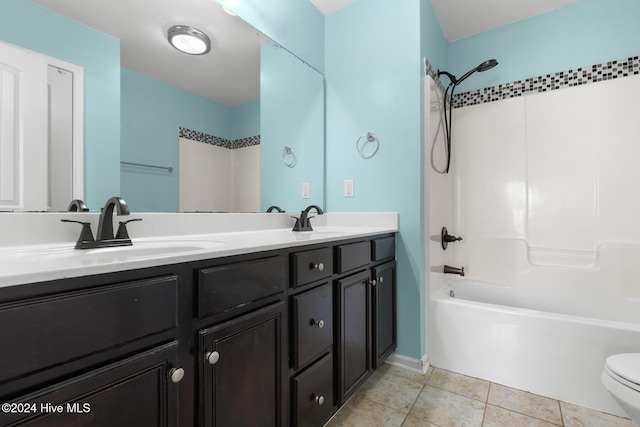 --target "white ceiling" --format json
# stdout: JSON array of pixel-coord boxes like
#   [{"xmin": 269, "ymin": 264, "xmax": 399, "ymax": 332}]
[
  {"xmin": 428, "ymin": 0, "xmax": 583, "ymax": 41},
  {"xmin": 310, "ymin": 0, "xmax": 359, "ymax": 16},
  {"xmin": 29, "ymin": 0, "xmax": 584, "ymax": 106},
  {"xmin": 312, "ymin": 0, "xmax": 583, "ymax": 41},
  {"xmin": 32, "ymin": 0, "xmax": 268, "ymax": 107}
]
